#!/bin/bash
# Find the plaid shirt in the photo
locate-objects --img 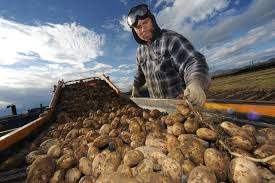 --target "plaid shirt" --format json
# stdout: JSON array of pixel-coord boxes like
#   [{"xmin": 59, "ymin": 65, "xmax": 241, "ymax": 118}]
[{"xmin": 133, "ymin": 29, "xmax": 210, "ymax": 98}]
